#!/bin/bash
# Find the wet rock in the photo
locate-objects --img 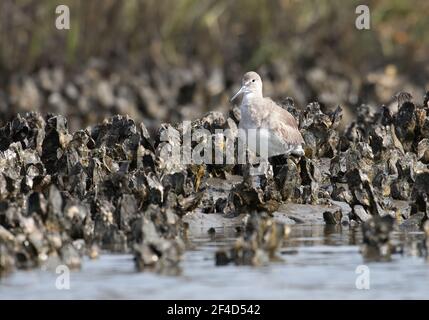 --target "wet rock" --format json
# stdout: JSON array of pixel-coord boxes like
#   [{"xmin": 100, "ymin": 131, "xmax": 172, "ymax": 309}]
[
  {"xmin": 197, "ymin": 176, "xmax": 238, "ymax": 213},
  {"xmin": 329, "ymin": 200, "xmax": 352, "ymax": 216},
  {"xmin": 60, "ymin": 243, "xmax": 82, "ymax": 270},
  {"xmin": 87, "ymin": 244, "xmax": 100, "ymax": 260},
  {"xmin": 392, "ymin": 200, "xmax": 412, "ymax": 221},
  {"xmin": 41, "ymin": 115, "xmax": 71, "ymax": 174},
  {"xmin": 273, "ymin": 203, "xmax": 340, "ymax": 224},
  {"xmin": 274, "ymin": 158, "xmax": 301, "ymax": 202},
  {"xmin": 421, "ymin": 221, "xmax": 429, "ymax": 259},
  {"xmin": 323, "ymin": 209, "xmax": 342, "ymax": 225},
  {"xmin": 353, "ymin": 205, "xmax": 372, "ymax": 223},
  {"xmin": 182, "ymin": 211, "xmax": 245, "ymax": 236},
  {"xmin": 417, "ymin": 139, "xmax": 429, "ymax": 164},
  {"xmin": 63, "ymin": 201, "xmax": 92, "ymax": 241},
  {"xmin": 134, "ymin": 238, "xmax": 184, "ymax": 275},
  {"xmin": 345, "ymin": 168, "xmax": 383, "ymax": 216},
  {"xmin": 227, "ymin": 163, "xmax": 281, "ymax": 214},
  {"xmin": 399, "ymin": 212, "xmax": 426, "ymax": 231},
  {"xmin": 300, "ymin": 103, "xmax": 342, "ymax": 158},
  {"xmin": 215, "ymin": 250, "xmax": 230, "ymax": 266},
  {"xmin": 136, "ymin": 239, "xmax": 181, "ymax": 272},
  {"xmin": 0, "ymin": 225, "xmax": 15, "ymax": 275},
  {"xmin": 340, "ymin": 215, "xmax": 350, "ymax": 226},
  {"xmin": 394, "ymin": 101, "xmax": 416, "ymax": 152},
  {"xmin": 132, "ymin": 205, "xmax": 184, "ymax": 274},
  {"xmin": 361, "ymin": 215, "xmax": 395, "ymax": 261},
  {"xmin": 117, "ymin": 194, "xmax": 139, "ymax": 233},
  {"xmin": 0, "ymin": 244, "xmax": 15, "ymax": 275},
  {"xmin": 215, "ymin": 212, "xmax": 290, "ymax": 266},
  {"xmin": 413, "ymin": 171, "xmax": 429, "ymax": 199},
  {"xmin": 298, "ymin": 157, "xmax": 332, "ymax": 203},
  {"xmin": 200, "ymin": 111, "xmax": 226, "ymax": 132}
]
